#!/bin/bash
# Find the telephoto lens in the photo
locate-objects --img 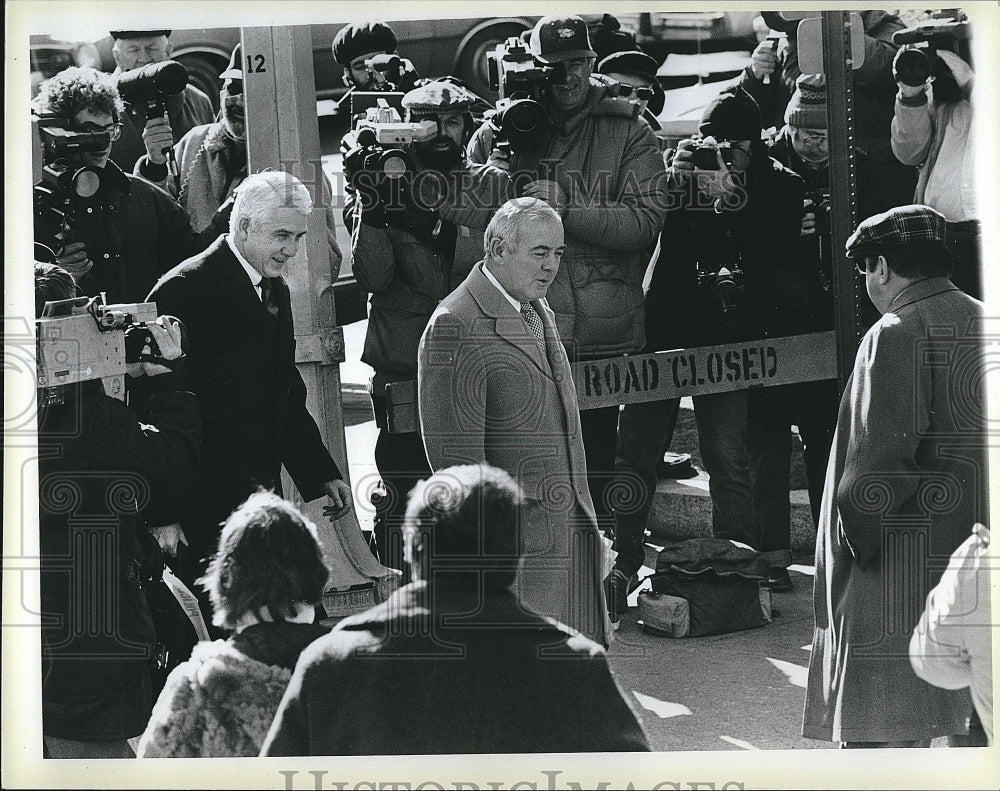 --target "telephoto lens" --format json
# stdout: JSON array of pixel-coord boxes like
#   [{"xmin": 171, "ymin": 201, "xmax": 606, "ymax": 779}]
[{"xmin": 893, "ymin": 48, "xmax": 932, "ymax": 87}]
